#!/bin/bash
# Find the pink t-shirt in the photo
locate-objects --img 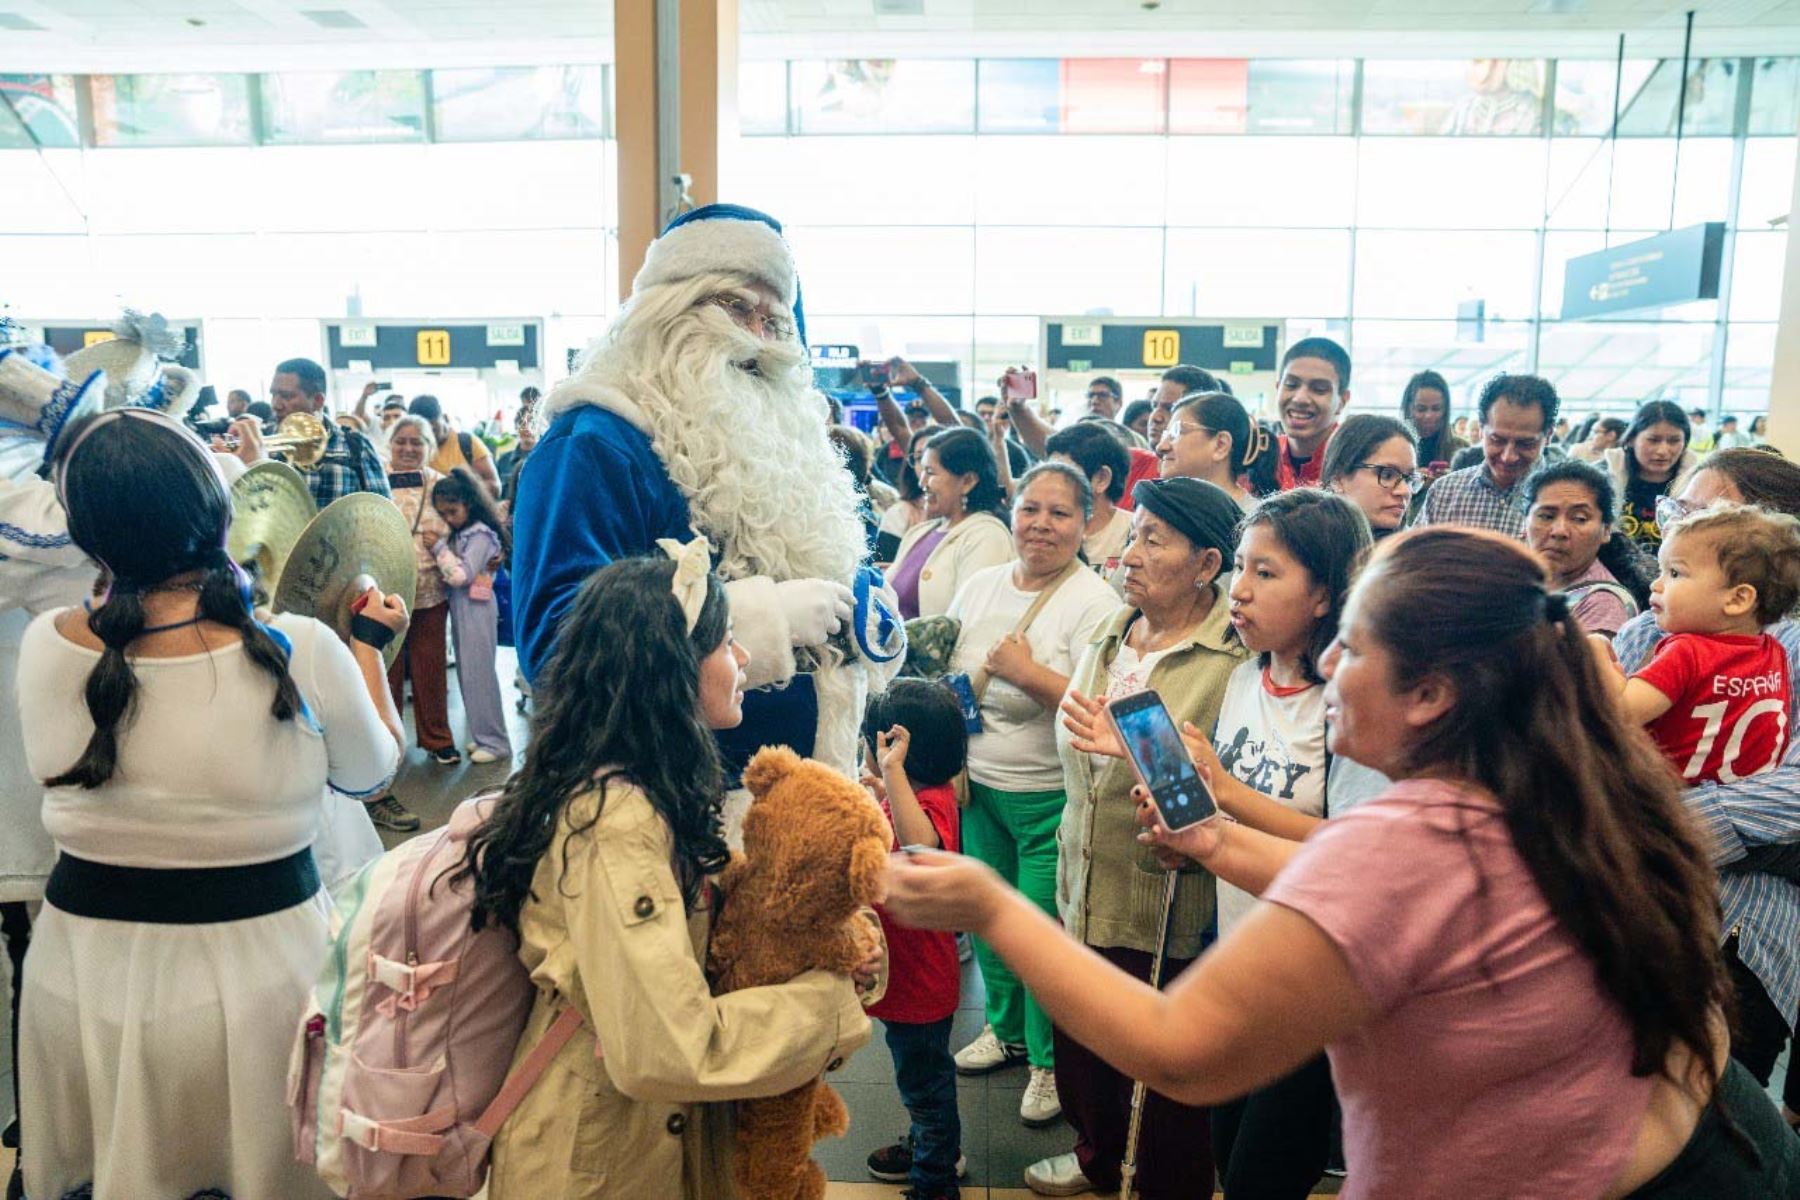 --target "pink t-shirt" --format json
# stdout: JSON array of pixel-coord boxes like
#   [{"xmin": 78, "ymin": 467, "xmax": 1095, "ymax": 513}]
[{"xmin": 1263, "ymin": 778, "xmax": 1653, "ymax": 1200}]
